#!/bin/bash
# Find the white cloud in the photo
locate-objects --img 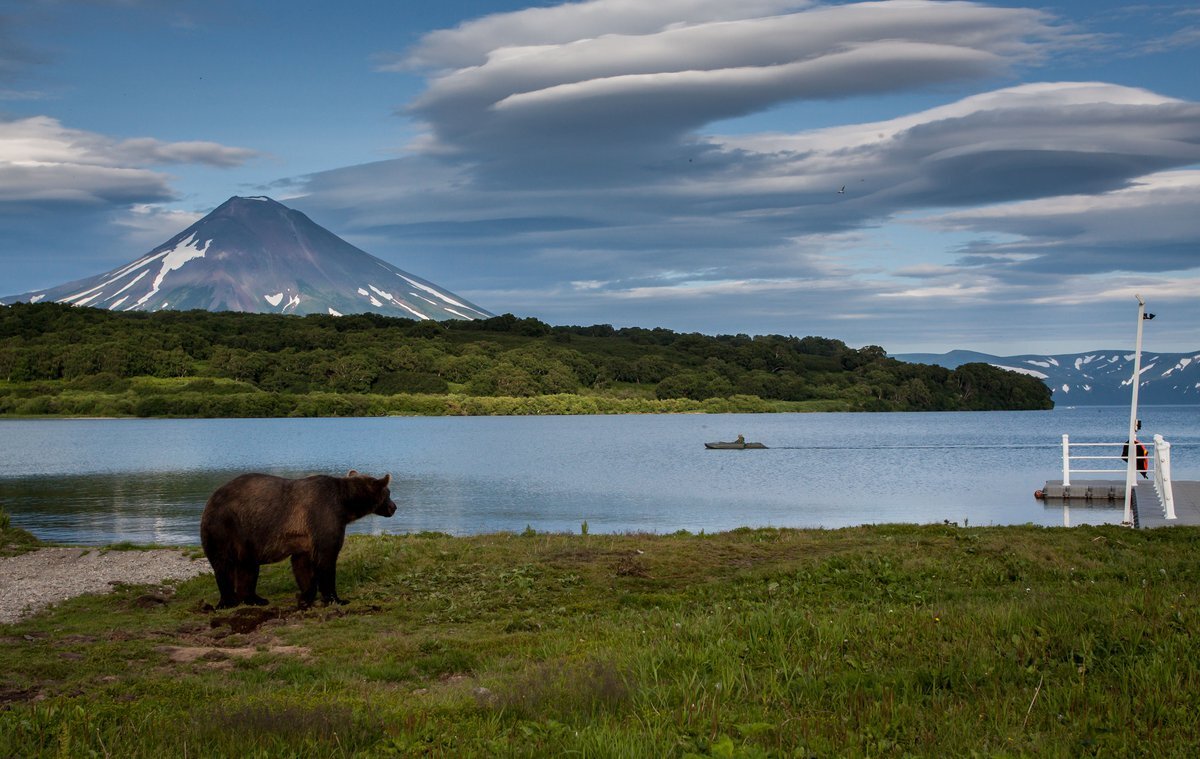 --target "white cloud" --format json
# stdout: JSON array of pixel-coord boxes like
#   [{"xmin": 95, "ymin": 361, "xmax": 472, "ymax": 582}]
[
  {"xmin": 109, "ymin": 137, "xmax": 259, "ymax": 168},
  {"xmin": 305, "ymin": 81, "xmax": 1200, "ymax": 281},
  {"xmin": 927, "ymin": 170, "xmax": 1200, "ymax": 274},
  {"xmin": 0, "ymin": 116, "xmax": 259, "ymax": 205},
  {"xmin": 398, "ymin": 0, "xmax": 815, "ymax": 69},
  {"xmin": 1029, "ymin": 275, "xmax": 1200, "ymax": 307},
  {"xmin": 877, "ymin": 282, "xmax": 996, "ymax": 301},
  {"xmin": 406, "ymin": 0, "xmax": 1059, "ymax": 167},
  {"xmin": 112, "ymin": 203, "xmax": 205, "ymax": 248}
]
